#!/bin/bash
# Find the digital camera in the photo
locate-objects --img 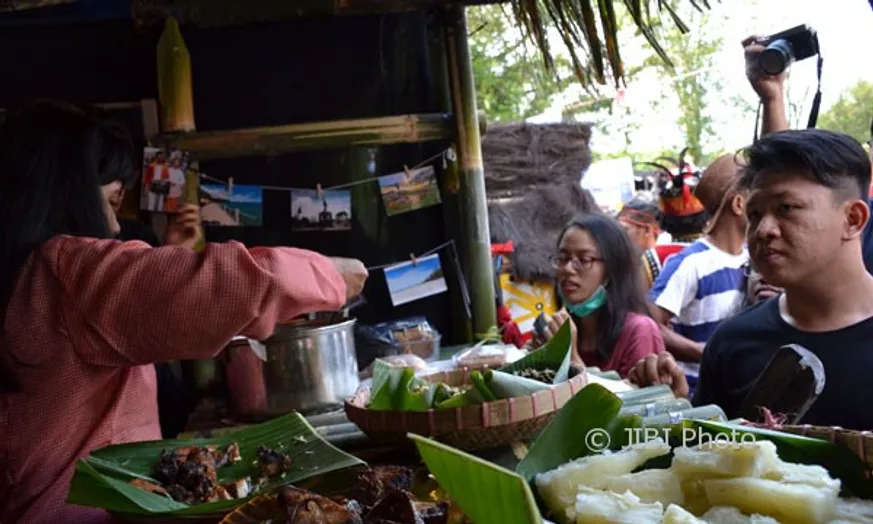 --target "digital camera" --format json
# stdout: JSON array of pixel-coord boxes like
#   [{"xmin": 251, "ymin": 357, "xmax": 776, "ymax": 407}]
[{"xmin": 758, "ymin": 24, "xmax": 819, "ymax": 76}]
